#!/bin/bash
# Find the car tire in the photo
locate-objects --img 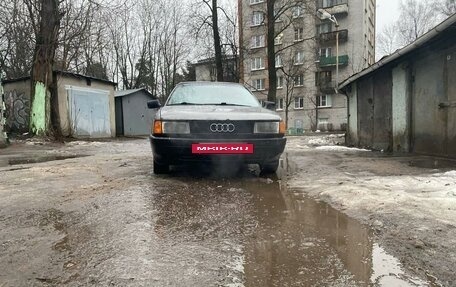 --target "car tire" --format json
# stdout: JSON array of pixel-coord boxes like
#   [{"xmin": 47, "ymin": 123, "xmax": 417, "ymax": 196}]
[
  {"xmin": 153, "ymin": 160, "xmax": 169, "ymax": 174},
  {"xmin": 260, "ymin": 160, "xmax": 279, "ymax": 174}
]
